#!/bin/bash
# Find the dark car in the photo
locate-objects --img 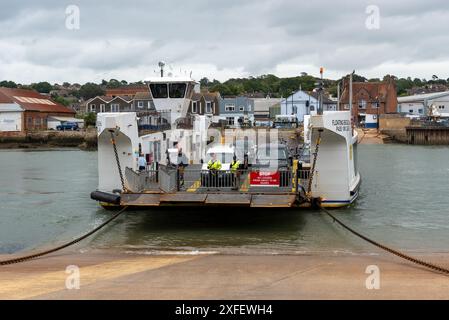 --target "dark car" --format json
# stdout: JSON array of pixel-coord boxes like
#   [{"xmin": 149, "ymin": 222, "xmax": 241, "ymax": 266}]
[
  {"xmin": 56, "ymin": 122, "xmax": 79, "ymax": 131},
  {"xmin": 255, "ymin": 143, "xmax": 290, "ymax": 169}
]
